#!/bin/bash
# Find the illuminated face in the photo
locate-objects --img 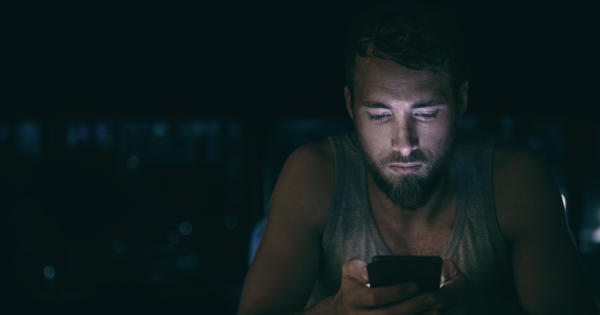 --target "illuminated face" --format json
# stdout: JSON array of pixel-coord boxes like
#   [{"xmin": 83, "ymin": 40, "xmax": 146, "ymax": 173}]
[{"xmin": 345, "ymin": 57, "xmax": 467, "ymax": 210}]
